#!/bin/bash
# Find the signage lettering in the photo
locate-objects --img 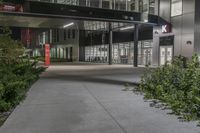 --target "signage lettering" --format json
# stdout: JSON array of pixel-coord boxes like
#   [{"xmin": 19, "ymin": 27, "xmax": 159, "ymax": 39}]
[
  {"xmin": 161, "ymin": 24, "xmax": 171, "ymax": 33},
  {"xmin": 162, "ymin": 25, "xmax": 167, "ymax": 33}
]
